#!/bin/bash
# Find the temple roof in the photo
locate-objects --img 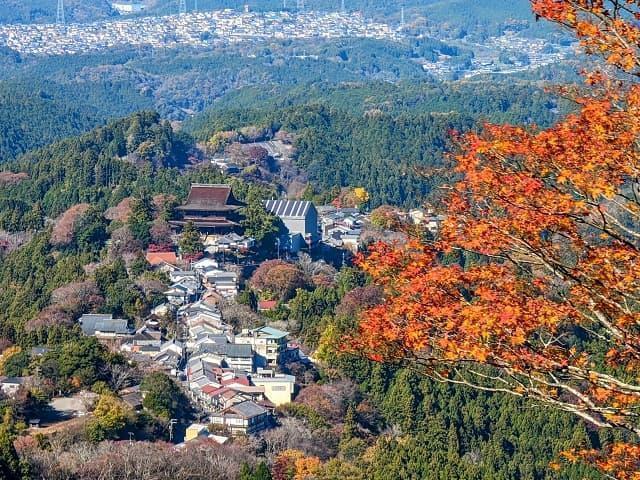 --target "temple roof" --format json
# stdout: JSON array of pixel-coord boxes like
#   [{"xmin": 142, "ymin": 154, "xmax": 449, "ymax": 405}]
[
  {"xmin": 176, "ymin": 184, "xmax": 244, "ymax": 212},
  {"xmin": 169, "ymin": 217, "xmax": 240, "ymax": 228}
]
